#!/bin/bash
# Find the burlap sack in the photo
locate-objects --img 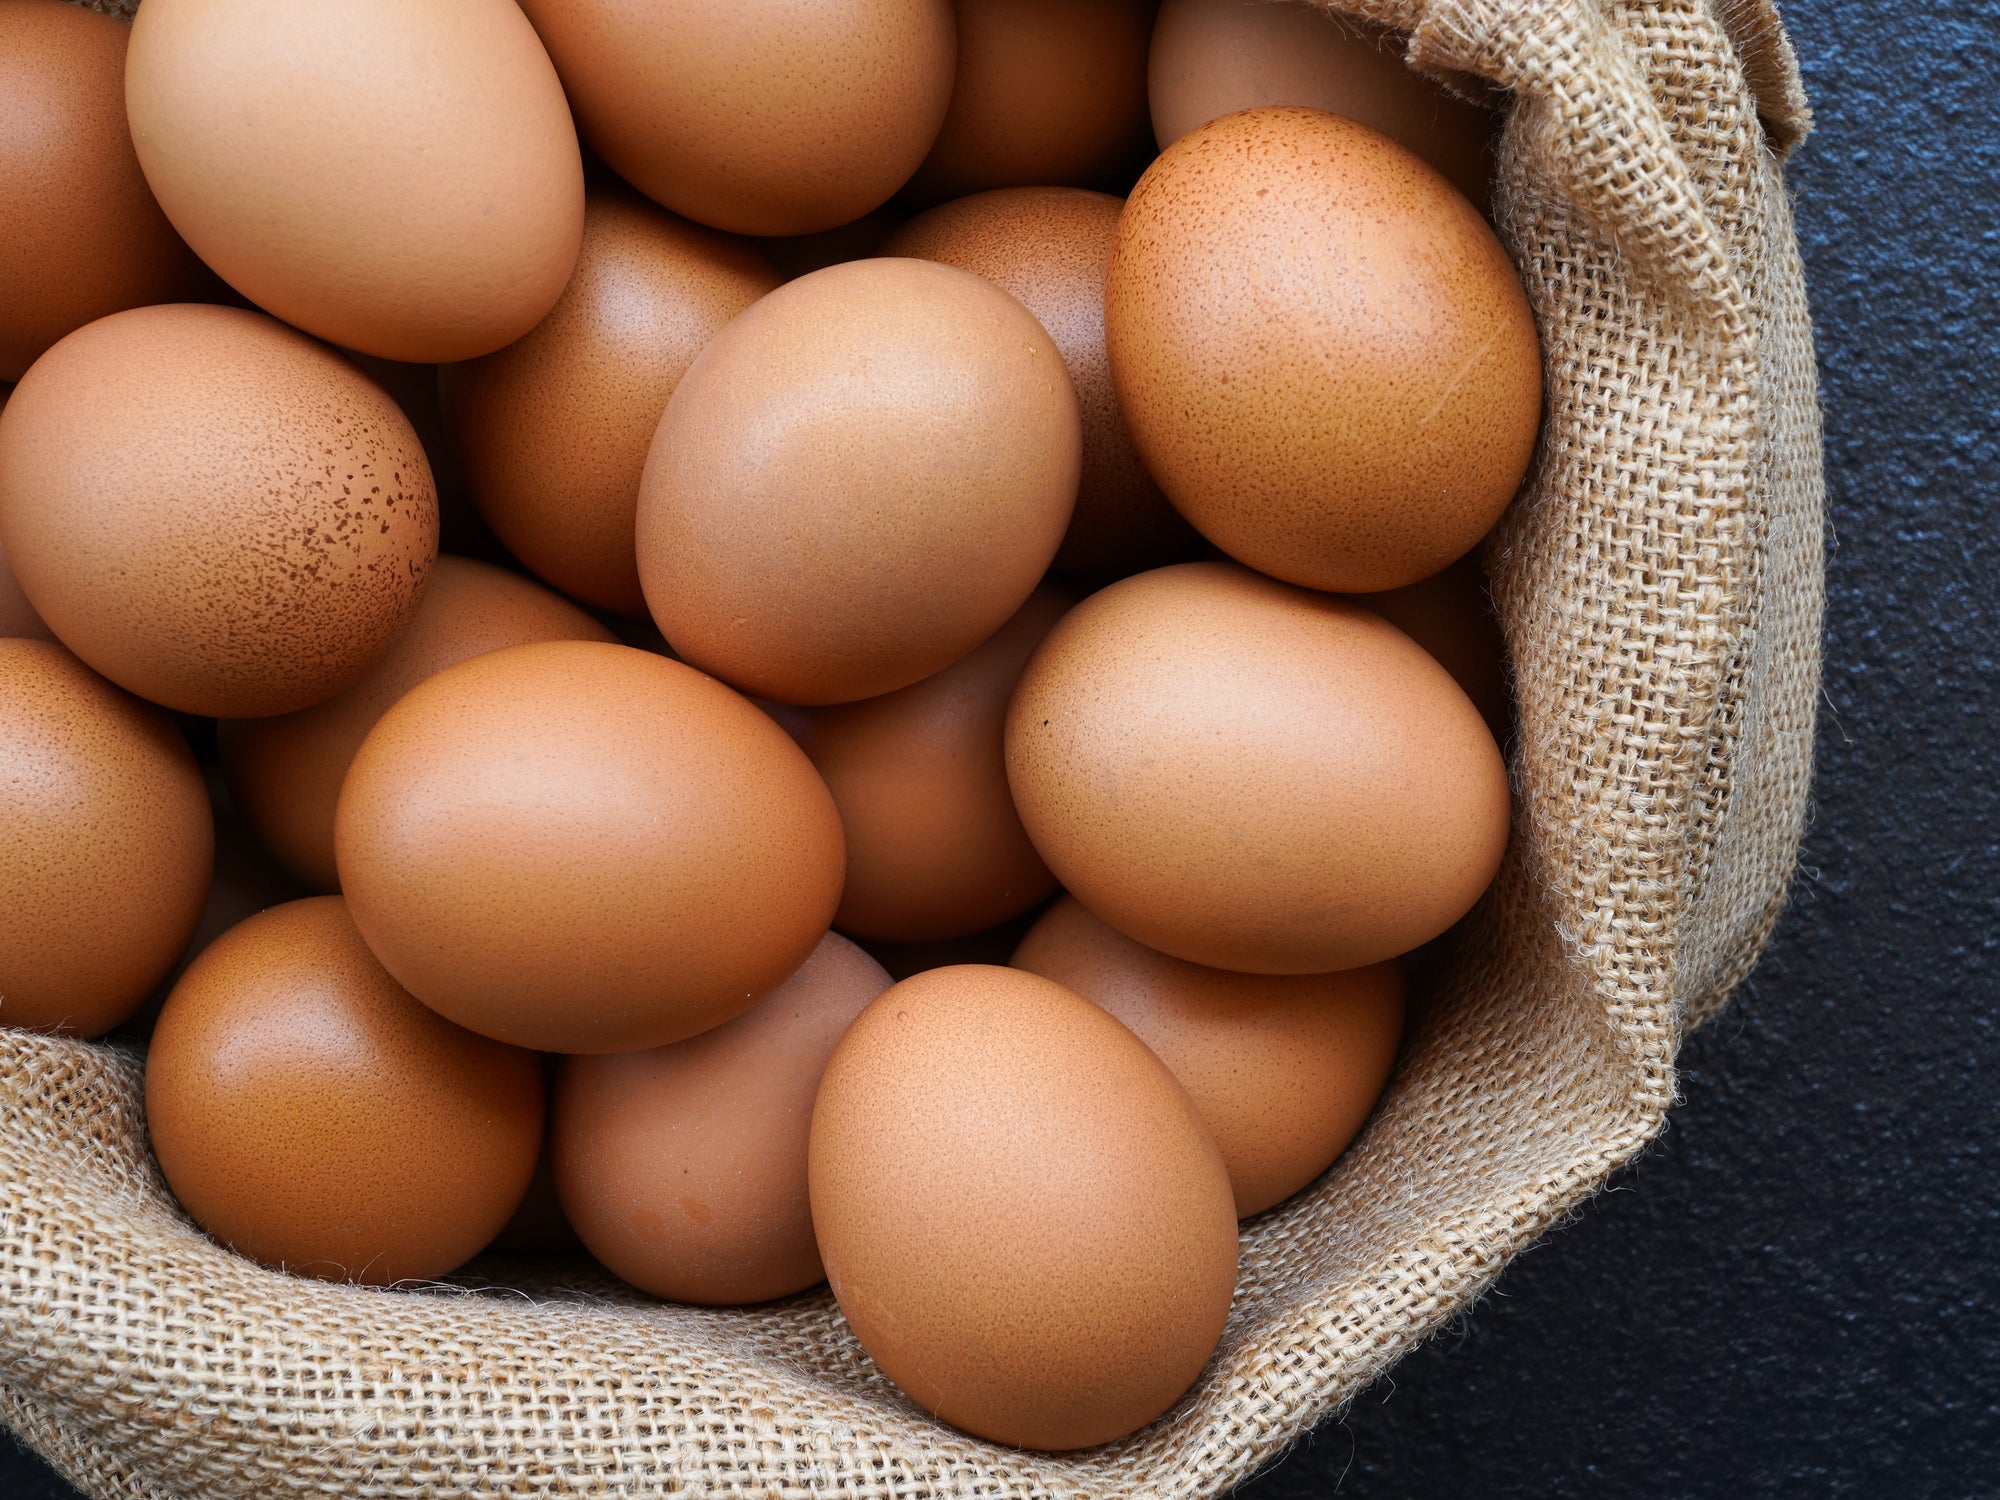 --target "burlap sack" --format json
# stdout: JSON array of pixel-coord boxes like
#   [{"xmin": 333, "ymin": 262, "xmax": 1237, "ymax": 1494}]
[{"xmin": 0, "ymin": 0, "xmax": 1824, "ymax": 1494}]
